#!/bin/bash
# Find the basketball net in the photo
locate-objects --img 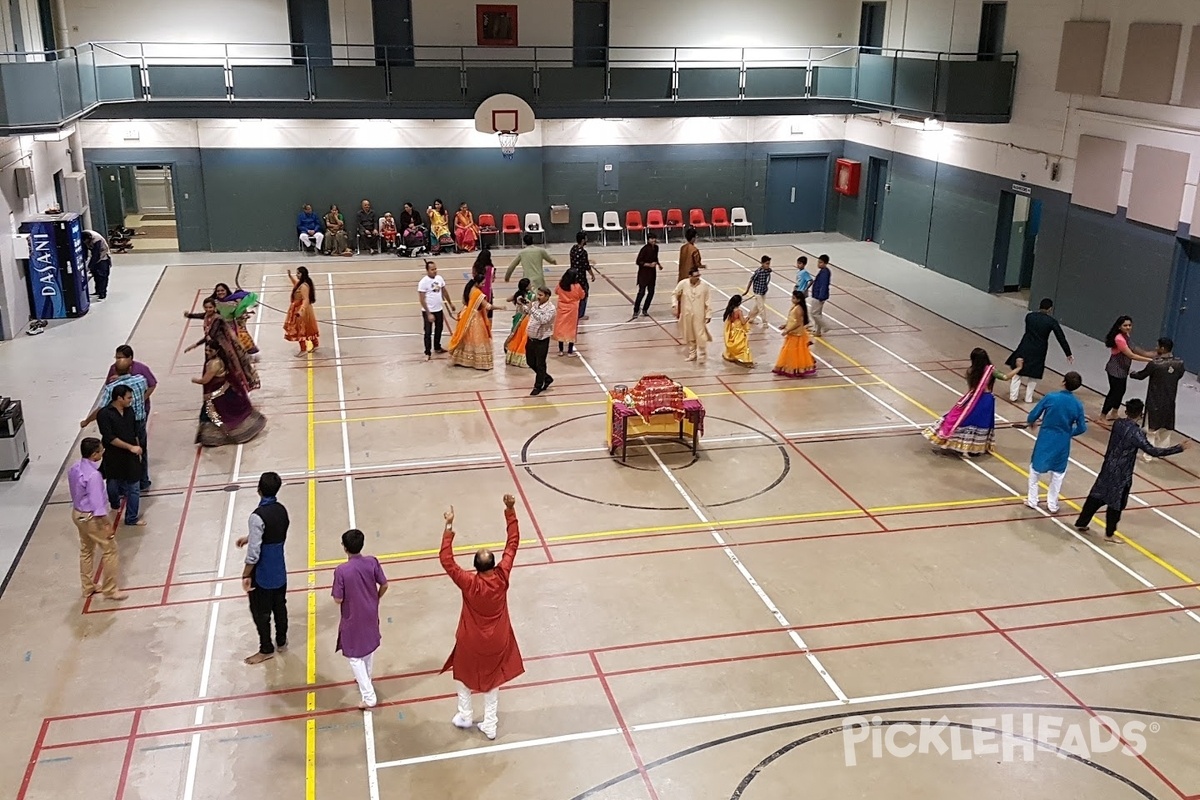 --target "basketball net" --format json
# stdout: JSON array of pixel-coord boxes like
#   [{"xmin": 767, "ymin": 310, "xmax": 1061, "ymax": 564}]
[{"xmin": 498, "ymin": 130, "xmax": 518, "ymax": 160}]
